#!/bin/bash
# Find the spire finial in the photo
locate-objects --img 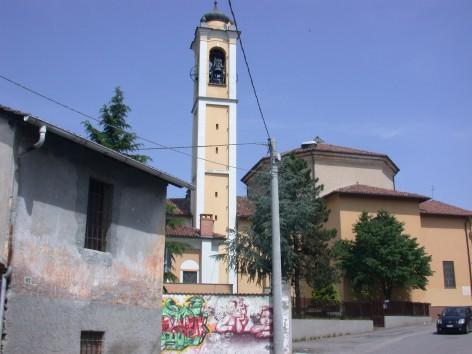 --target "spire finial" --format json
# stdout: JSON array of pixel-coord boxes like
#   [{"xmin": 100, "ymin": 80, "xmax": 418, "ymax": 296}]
[{"xmin": 213, "ymin": 1, "xmax": 218, "ymax": 10}]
